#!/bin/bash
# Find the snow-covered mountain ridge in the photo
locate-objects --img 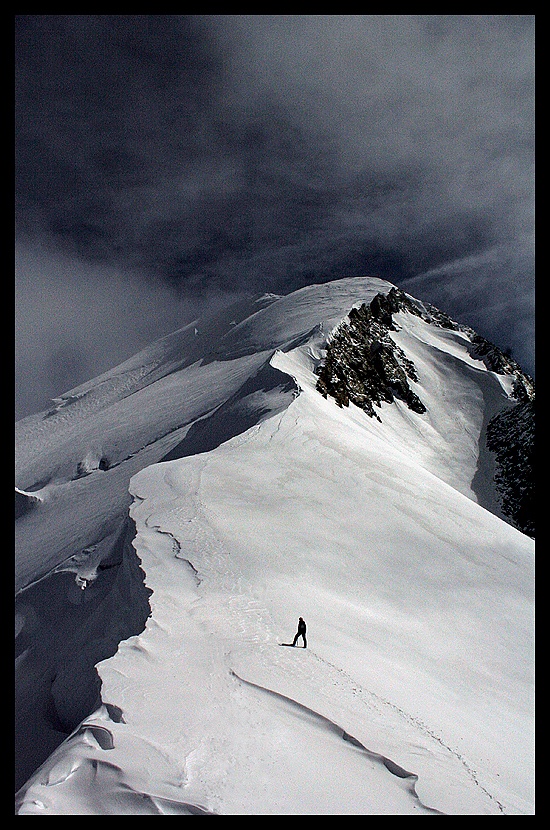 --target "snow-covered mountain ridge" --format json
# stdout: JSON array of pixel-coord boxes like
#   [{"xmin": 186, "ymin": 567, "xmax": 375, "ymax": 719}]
[
  {"xmin": 15, "ymin": 277, "xmax": 395, "ymax": 790},
  {"xmin": 15, "ymin": 276, "xmax": 534, "ymax": 814},
  {"xmin": 315, "ymin": 286, "xmax": 534, "ymax": 536},
  {"xmin": 317, "ymin": 285, "xmax": 534, "ymax": 415}
]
